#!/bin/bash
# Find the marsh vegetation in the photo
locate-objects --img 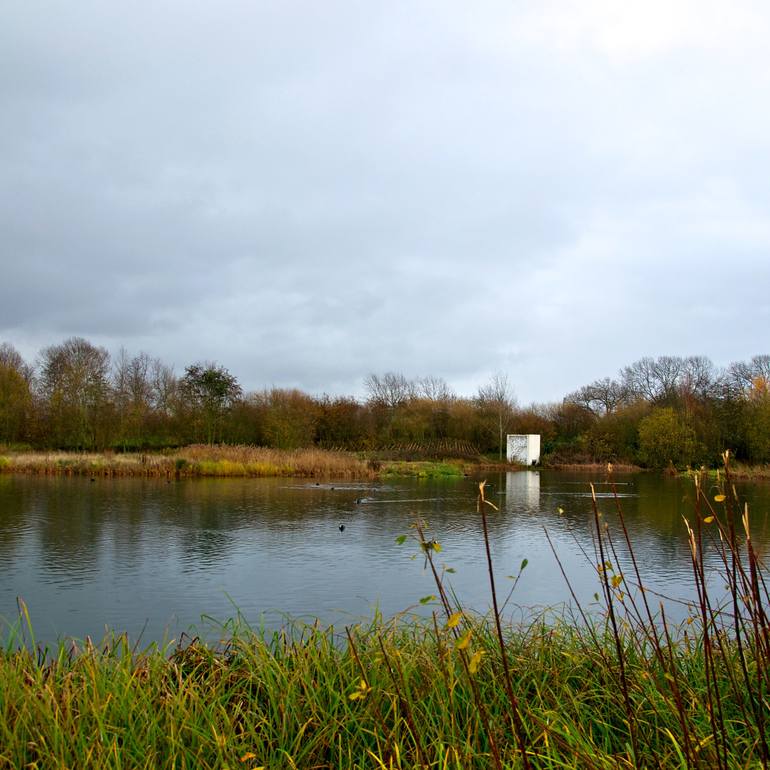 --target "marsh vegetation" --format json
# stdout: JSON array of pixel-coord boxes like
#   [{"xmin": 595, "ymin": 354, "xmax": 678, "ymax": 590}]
[{"xmin": 2, "ymin": 339, "xmax": 770, "ymax": 469}]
